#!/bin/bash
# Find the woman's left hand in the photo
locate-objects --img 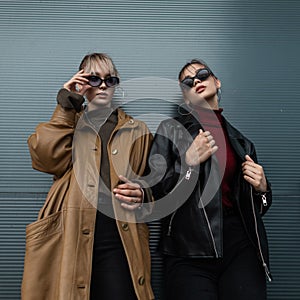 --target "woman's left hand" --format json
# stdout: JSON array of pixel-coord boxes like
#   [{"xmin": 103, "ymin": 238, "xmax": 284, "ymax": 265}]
[
  {"xmin": 113, "ymin": 175, "xmax": 143, "ymax": 211},
  {"xmin": 242, "ymin": 155, "xmax": 267, "ymax": 192}
]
